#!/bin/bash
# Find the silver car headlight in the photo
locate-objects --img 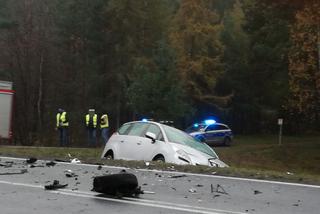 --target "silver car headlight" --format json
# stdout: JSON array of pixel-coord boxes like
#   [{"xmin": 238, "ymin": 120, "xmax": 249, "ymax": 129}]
[{"xmin": 176, "ymin": 149, "xmax": 191, "ymax": 164}]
